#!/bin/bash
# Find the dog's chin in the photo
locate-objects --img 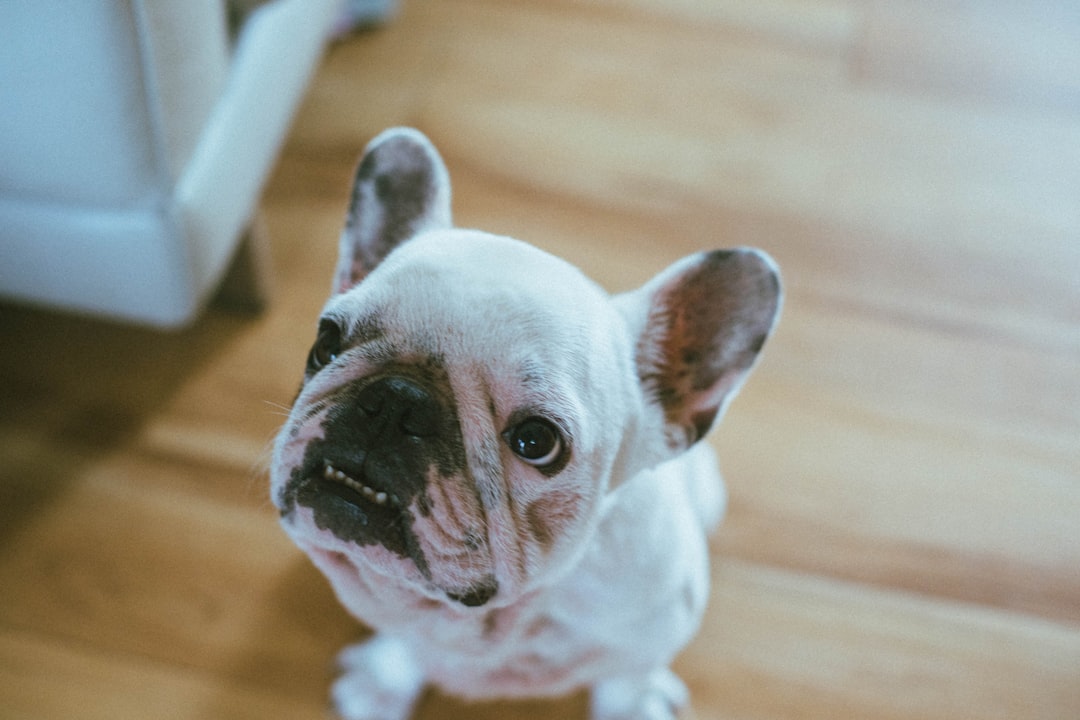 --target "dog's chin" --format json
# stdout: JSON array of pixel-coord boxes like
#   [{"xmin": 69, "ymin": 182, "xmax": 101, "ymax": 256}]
[
  {"xmin": 290, "ymin": 470, "xmax": 421, "ymax": 570},
  {"xmin": 283, "ymin": 471, "xmax": 503, "ymax": 610},
  {"xmin": 286, "ymin": 503, "xmax": 431, "ymax": 599},
  {"xmin": 296, "ymin": 524, "xmax": 504, "ymax": 614}
]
